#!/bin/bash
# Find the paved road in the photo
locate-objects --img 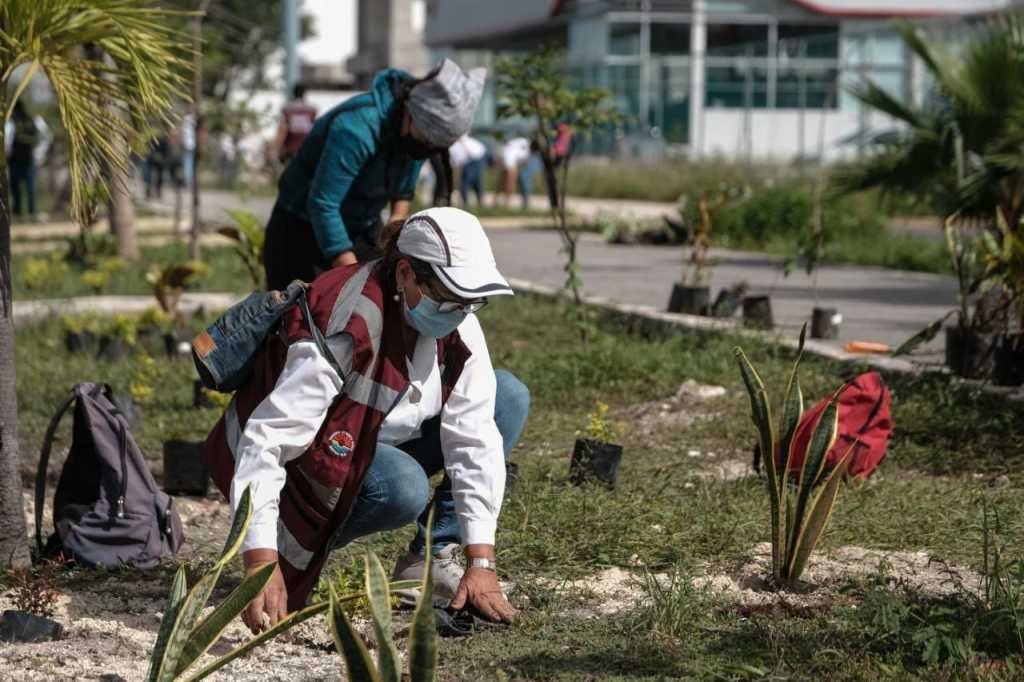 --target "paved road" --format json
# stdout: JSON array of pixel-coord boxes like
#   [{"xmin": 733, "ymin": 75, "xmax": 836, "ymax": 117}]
[
  {"xmin": 149, "ymin": 189, "xmax": 954, "ymax": 360},
  {"xmin": 488, "ymin": 230, "xmax": 954, "ymax": 360}
]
